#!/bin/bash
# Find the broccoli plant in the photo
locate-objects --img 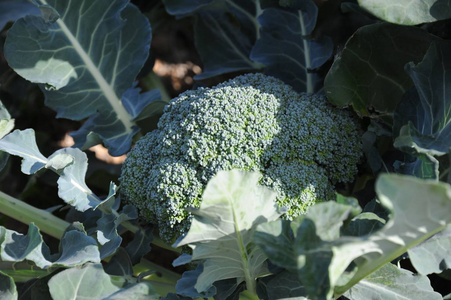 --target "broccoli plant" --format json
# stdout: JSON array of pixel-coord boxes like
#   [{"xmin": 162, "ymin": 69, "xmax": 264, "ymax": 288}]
[
  {"xmin": 120, "ymin": 72, "xmax": 362, "ymax": 243},
  {"xmin": 0, "ymin": 0, "xmax": 451, "ymax": 299}
]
